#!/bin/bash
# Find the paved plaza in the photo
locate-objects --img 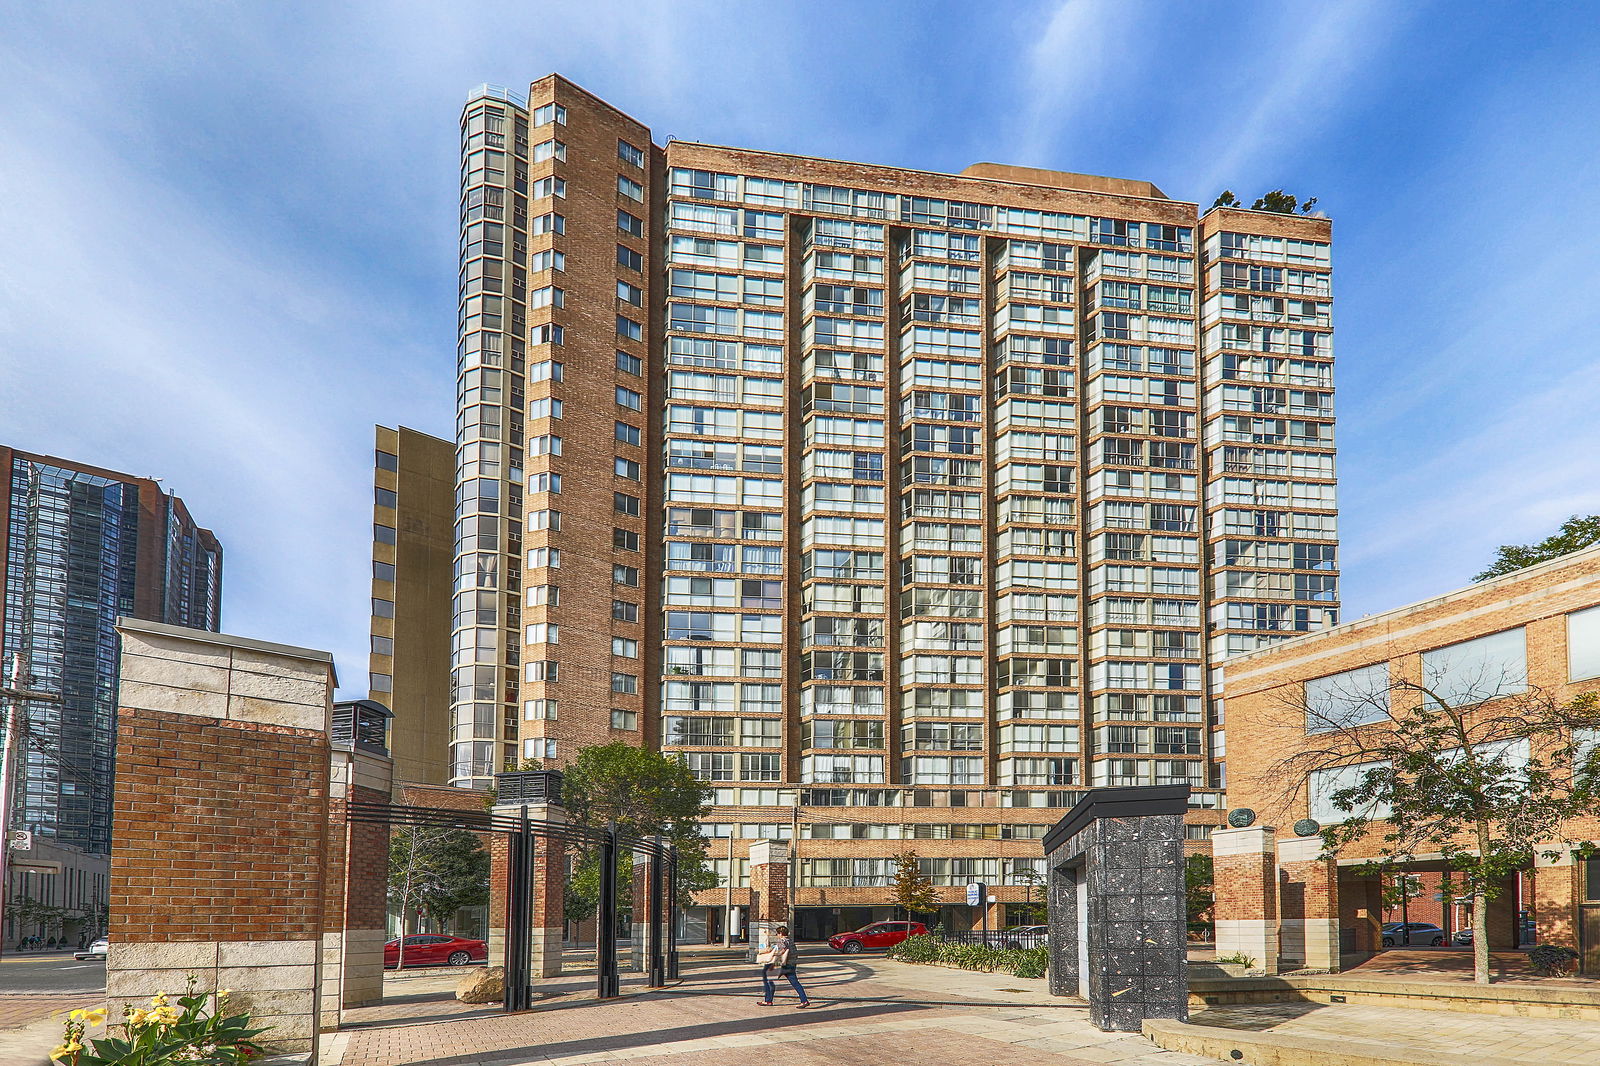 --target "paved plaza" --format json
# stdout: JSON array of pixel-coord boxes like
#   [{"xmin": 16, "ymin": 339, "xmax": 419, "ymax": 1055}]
[{"xmin": 328, "ymin": 956, "xmax": 1221, "ymax": 1066}]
